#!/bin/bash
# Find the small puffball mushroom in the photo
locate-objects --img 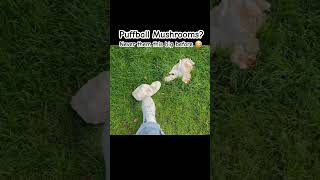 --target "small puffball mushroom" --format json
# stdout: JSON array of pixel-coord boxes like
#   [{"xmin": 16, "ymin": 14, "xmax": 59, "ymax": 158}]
[{"xmin": 132, "ymin": 81, "xmax": 161, "ymax": 101}]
